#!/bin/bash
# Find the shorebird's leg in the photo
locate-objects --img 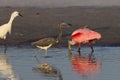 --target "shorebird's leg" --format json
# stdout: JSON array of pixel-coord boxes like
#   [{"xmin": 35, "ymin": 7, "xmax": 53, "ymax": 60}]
[
  {"xmin": 78, "ymin": 43, "xmax": 81, "ymax": 52},
  {"xmin": 4, "ymin": 40, "xmax": 7, "ymax": 54},
  {"xmin": 45, "ymin": 49, "xmax": 48, "ymax": 58},
  {"xmin": 88, "ymin": 40, "xmax": 94, "ymax": 52}
]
